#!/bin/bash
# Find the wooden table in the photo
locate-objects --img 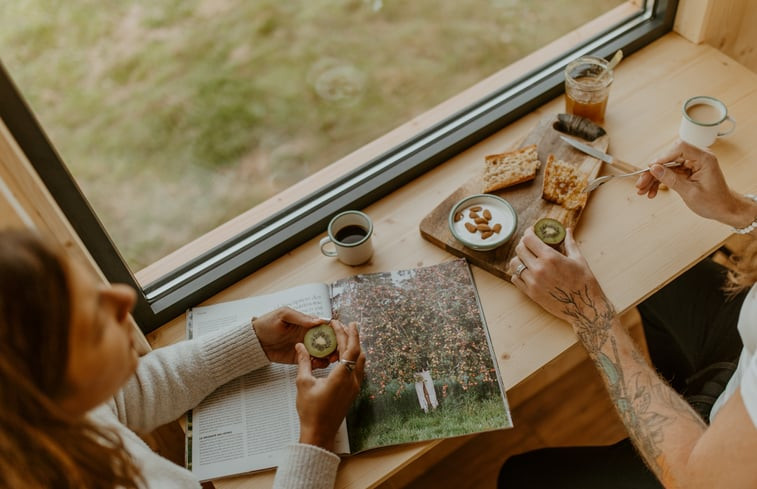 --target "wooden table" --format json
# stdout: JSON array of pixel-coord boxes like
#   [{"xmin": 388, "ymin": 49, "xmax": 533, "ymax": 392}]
[{"xmin": 147, "ymin": 33, "xmax": 757, "ymax": 488}]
